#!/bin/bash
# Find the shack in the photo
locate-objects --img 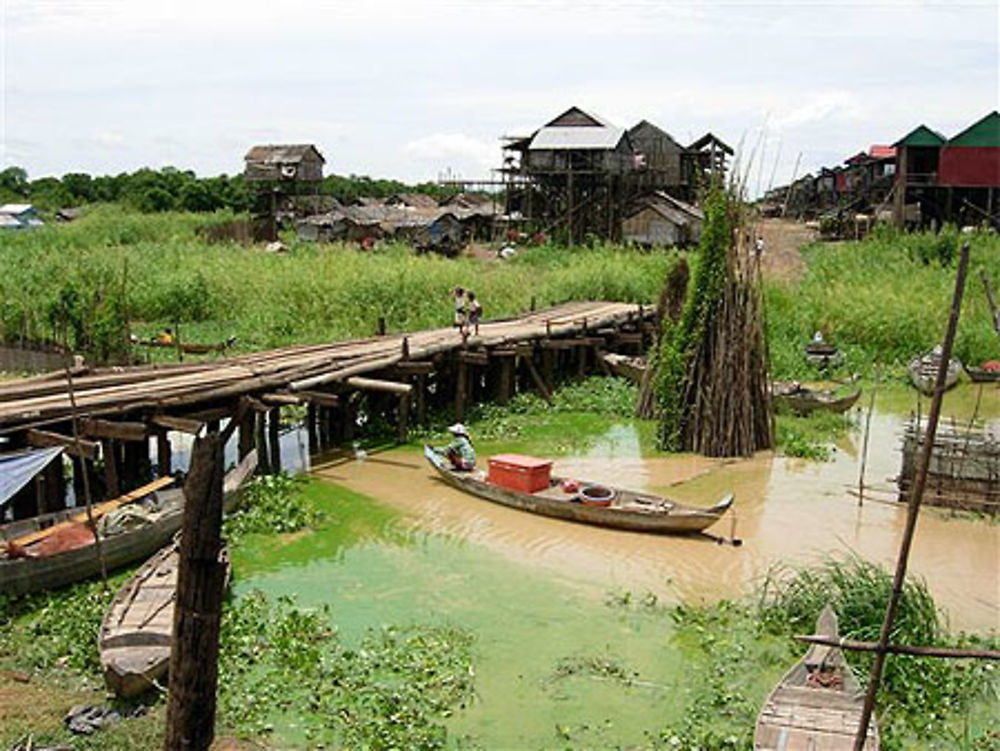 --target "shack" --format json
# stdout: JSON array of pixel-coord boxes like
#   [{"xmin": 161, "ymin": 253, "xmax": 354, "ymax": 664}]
[
  {"xmin": 898, "ymin": 420, "xmax": 1000, "ymax": 515},
  {"xmin": 243, "ymin": 144, "xmax": 325, "ymax": 183},
  {"xmin": 621, "ymin": 191, "xmax": 703, "ymax": 247}
]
